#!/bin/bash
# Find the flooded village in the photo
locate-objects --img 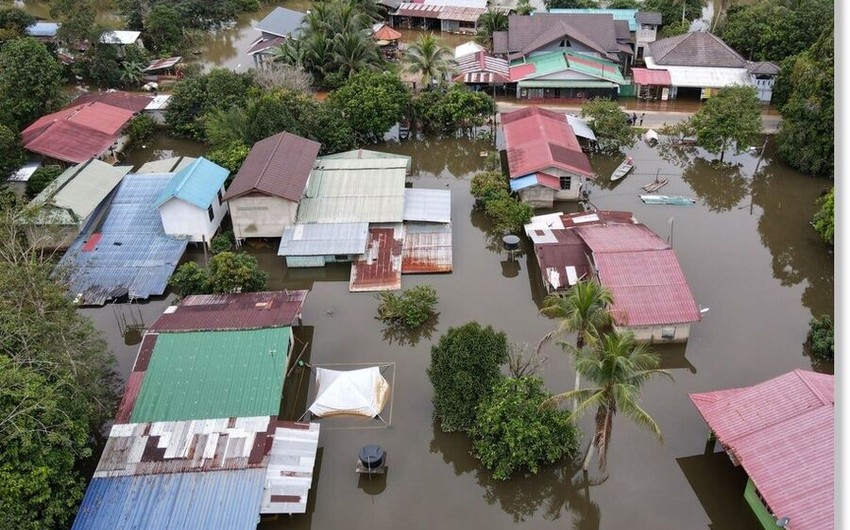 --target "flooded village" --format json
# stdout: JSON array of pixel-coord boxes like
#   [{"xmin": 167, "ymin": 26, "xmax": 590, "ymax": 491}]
[{"xmin": 1, "ymin": 1, "xmax": 835, "ymax": 529}]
